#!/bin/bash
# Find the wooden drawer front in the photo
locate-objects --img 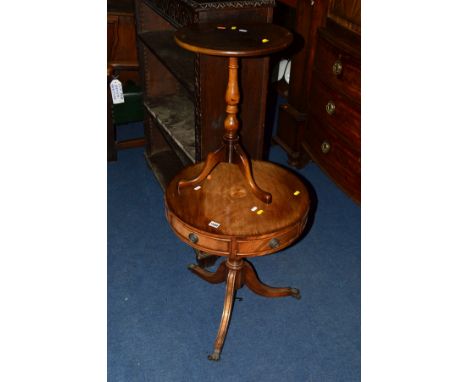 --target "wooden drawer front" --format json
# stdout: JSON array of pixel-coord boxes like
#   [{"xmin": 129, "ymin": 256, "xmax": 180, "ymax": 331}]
[
  {"xmin": 309, "ymin": 77, "xmax": 360, "ymax": 147},
  {"xmin": 314, "ymin": 34, "xmax": 360, "ymax": 100},
  {"xmin": 303, "ymin": 116, "xmax": 360, "ymax": 199},
  {"xmin": 236, "ymin": 223, "xmax": 302, "ymax": 257},
  {"xmin": 167, "ymin": 211, "xmax": 230, "ymax": 255}
]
